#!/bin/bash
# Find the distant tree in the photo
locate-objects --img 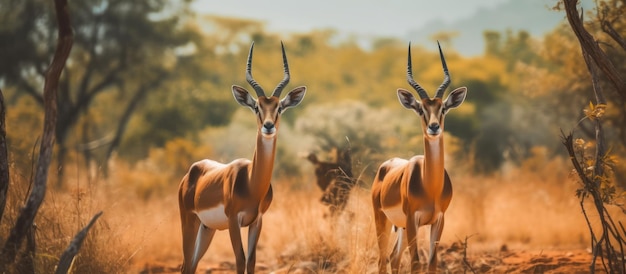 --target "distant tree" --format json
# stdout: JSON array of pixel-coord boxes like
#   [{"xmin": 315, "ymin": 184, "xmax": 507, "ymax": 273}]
[
  {"xmin": 484, "ymin": 31, "xmax": 503, "ymax": 57},
  {"xmin": 483, "ymin": 29, "xmax": 542, "ymax": 71},
  {"xmin": 295, "ymin": 101, "xmax": 419, "ymax": 183},
  {"xmin": 445, "ymin": 59, "xmax": 515, "ymax": 173},
  {"xmin": 429, "ymin": 31, "xmax": 460, "ymax": 49},
  {"xmin": 0, "ymin": 0, "xmax": 199, "ymax": 186}
]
